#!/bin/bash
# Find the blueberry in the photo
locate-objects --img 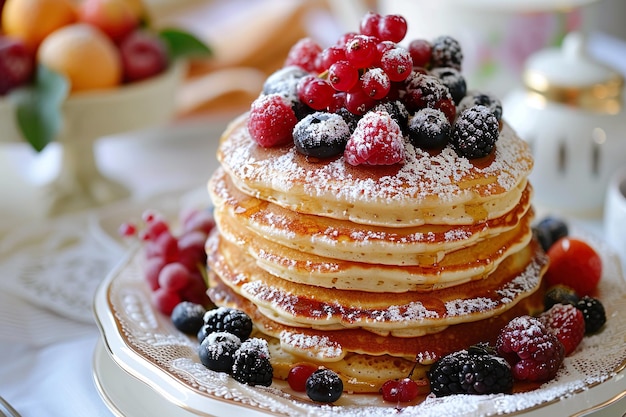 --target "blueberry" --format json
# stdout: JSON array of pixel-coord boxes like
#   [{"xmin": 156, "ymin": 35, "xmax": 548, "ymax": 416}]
[
  {"xmin": 305, "ymin": 368, "xmax": 343, "ymax": 403},
  {"xmin": 533, "ymin": 217, "xmax": 569, "ymax": 252},
  {"xmin": 171, "ymin": 301, "xmax": 206, "ymax": 335},
  {"xmin": 408, "ymin": 108, "xmax": 451, "ymax": 149},
  {"xmin": 198, "ymin": 332, "xmax": 241, "ymax": 372},
  {"xmin": 293, "ymin": 112, "xmax": 350, "ymax": 158}
]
